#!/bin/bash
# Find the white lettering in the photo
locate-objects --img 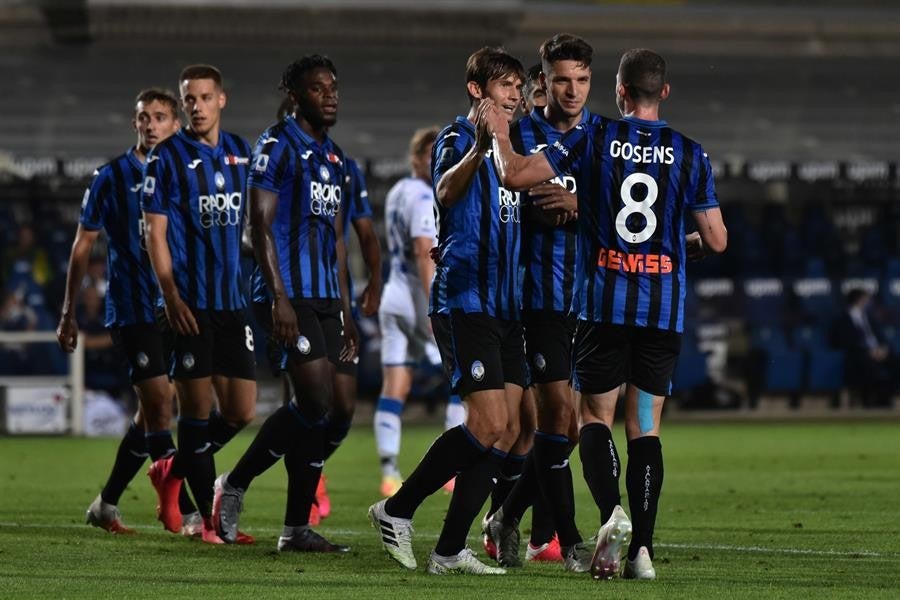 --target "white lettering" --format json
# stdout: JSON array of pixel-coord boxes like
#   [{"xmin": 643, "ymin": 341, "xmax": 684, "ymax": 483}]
[
  {"xmin": 310, "ymin": 181, "xmax": 342, "ymax": 217},
  {"xmin": 197, "ymin": 192, "xmax": 242, "ymax": 228},
  {"xmin": 609, "ymin": 140, "xmax": 674, "ymax": 165}
]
